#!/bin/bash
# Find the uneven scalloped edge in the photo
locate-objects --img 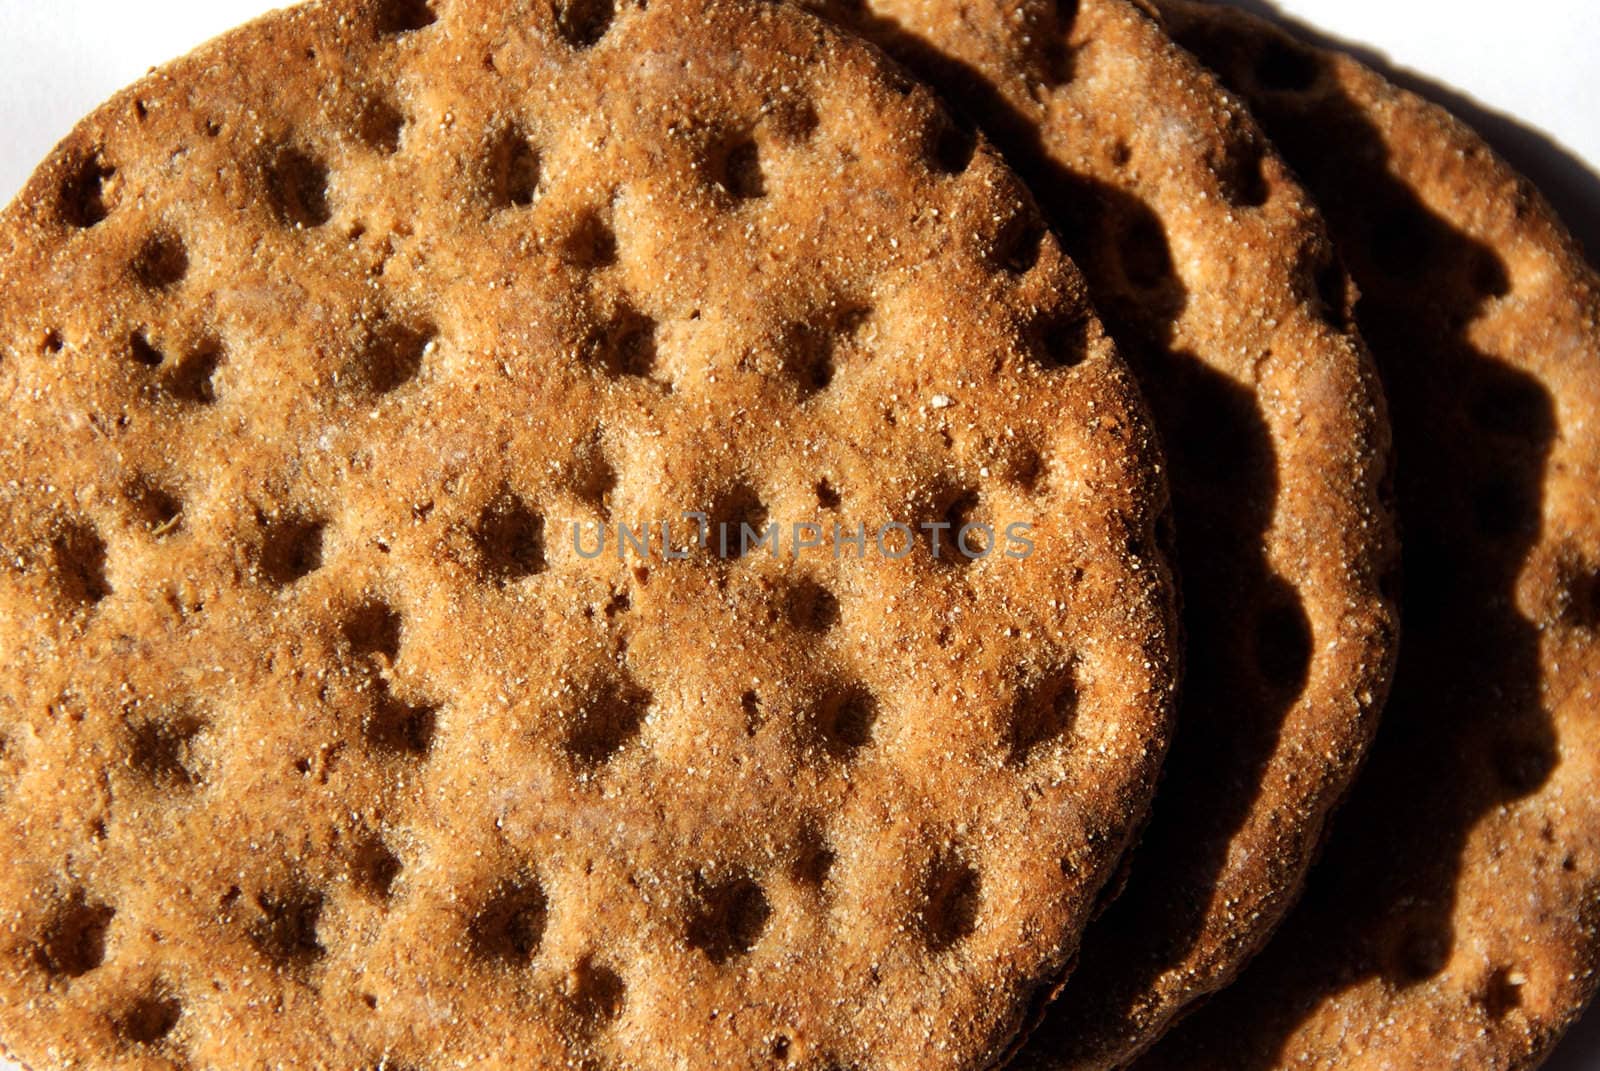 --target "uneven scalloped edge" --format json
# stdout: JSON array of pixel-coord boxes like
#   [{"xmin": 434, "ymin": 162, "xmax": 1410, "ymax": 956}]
[
  {"xmin": 1130, "ymin": 2, "xmax": 1600, "ymax": 1068},
  {"xmin": 862, "ymin": 1, "xmax": 1400, "ymax": 1066}
]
